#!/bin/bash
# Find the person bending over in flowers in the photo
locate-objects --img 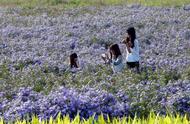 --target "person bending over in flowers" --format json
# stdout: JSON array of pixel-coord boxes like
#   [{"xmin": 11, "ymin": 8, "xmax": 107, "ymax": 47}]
[
  {"xmin": 101, "ymin": 43, "xmax": 124, "ymax": 73},
  {"xmin": 69, "ymin": 53, "xmax": 83, "ymax": 73},
  {"xmin": 122, "ymin": 27, "xmax": 140, "ymax": 73}
]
